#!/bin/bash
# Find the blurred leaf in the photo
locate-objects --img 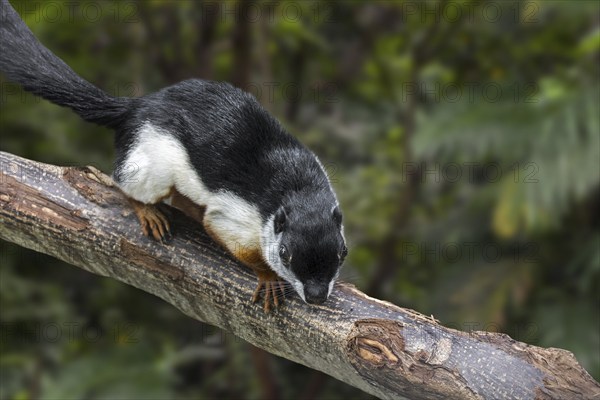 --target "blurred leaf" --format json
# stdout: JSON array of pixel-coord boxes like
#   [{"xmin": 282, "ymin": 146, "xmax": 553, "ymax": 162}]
[{"xmin": 576, "ymin": 28, "xmax": 600, "ymax": 56}]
